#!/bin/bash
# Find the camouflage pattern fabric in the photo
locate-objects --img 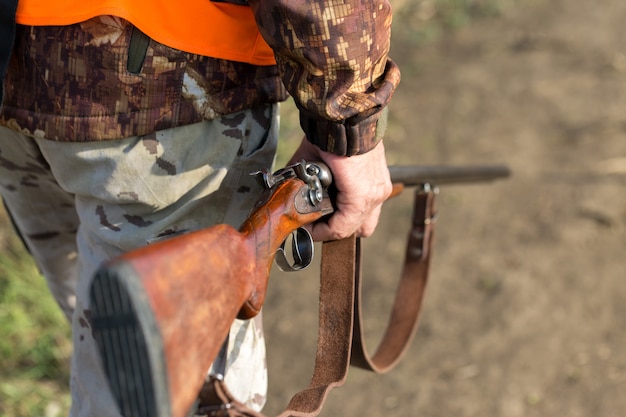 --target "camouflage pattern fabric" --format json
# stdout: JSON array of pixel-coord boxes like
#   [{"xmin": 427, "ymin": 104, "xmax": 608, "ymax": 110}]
[
  {"xmin": 0, "ymin": 127, "xmax": 79, "ymax": 321},
  {"xmin": 0, "ymin": 103, "xmax": 279, "ymax": 415},
  {"xmin": 0, "ymin": 17, "xmax": 287, "ymax": 143},
  {"xmin": 1, "ymin": 2, "xmax": 400, "ymax": 156},
  {"xmin": 250, "ymin": 0, "xmax": 402, "ymax": 155}
]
